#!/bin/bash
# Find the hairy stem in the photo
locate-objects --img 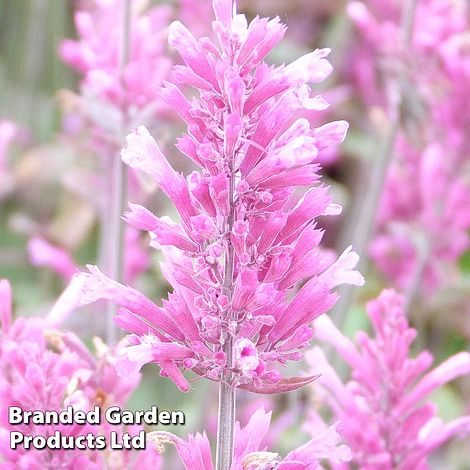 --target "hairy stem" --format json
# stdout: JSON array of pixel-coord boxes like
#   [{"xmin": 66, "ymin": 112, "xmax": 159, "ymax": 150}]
[
  {"xmin": 332, "ymin": 0, "xmax": 418, "ymax": 329},
  {"xmin": 216, "ymin": 379, "xmax": 236, "ymax": 470},
  {"xmin": 216, "ymin": 160, "xmax": 237, "ymax": 470},
  {"xmin": 106, "ymin": 0, "xmax": 131, "ymax": 344}
]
